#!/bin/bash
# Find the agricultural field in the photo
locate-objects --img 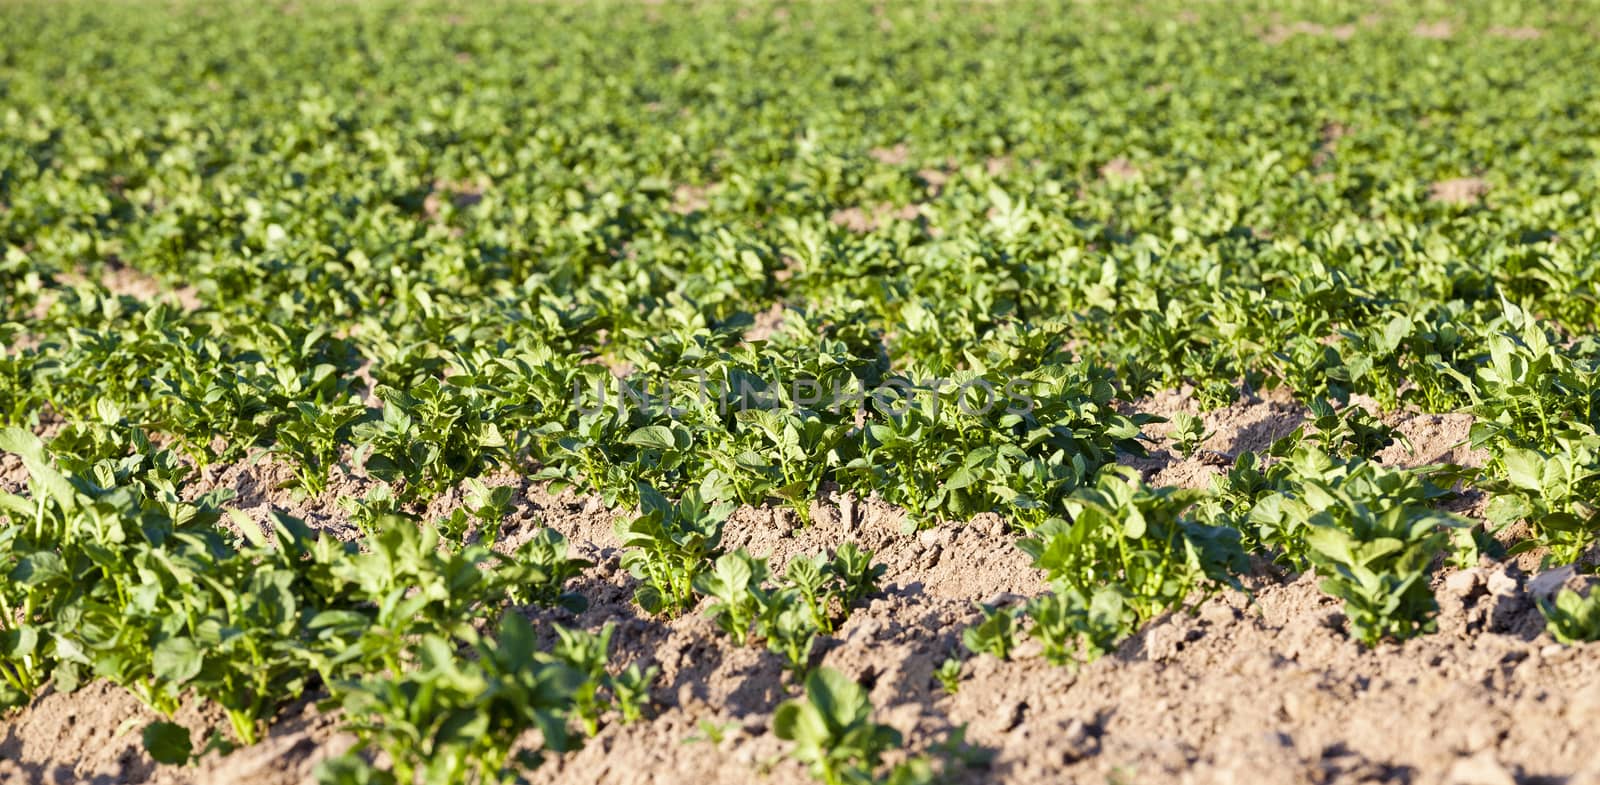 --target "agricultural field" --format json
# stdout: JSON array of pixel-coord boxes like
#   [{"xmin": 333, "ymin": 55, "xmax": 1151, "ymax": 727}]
[{"xmin": 3, "ymin": 0, "xmax": 1600, "ymax": 783}]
